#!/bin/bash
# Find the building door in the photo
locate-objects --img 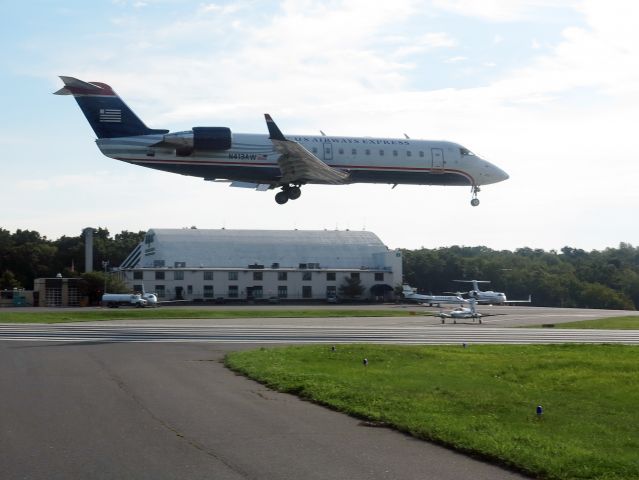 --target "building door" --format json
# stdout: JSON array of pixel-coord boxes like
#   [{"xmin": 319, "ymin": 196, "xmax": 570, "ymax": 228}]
[
  {"xmin": 175, "ymin": 286, "xmax": 183, "ymax": 300},
  {"xmin": 431, "ymin": 148, "xmax": 445, "ymax": 173}
]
